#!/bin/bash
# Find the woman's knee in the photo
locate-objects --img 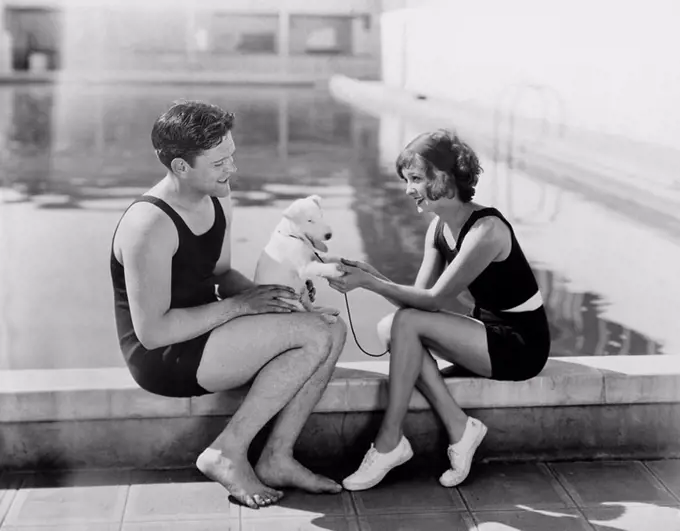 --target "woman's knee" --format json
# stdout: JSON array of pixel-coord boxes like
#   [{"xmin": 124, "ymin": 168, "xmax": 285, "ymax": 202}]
[
  {"xmin": 391, "ymin": 308, "xmax": 421, "ymax": 336},
  {"xmin": 376, "ymin": 312, "xmax": 397, "ymax": 349}
]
